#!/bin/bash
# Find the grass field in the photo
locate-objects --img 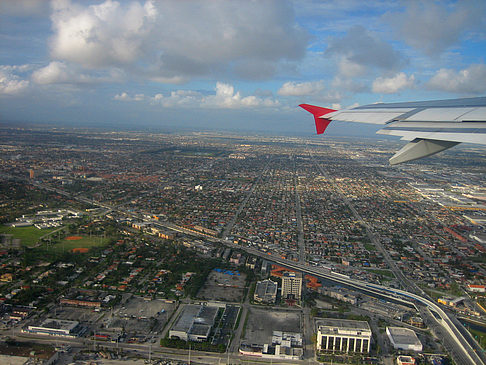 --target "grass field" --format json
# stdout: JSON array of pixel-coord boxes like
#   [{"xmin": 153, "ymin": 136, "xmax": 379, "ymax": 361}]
[
  {"xmin": 364, "ymin": 243, "xmax": 376, "ymax": 251},
  {"xmin": 0, "ymin": 225, "xmax": 58, "ymax": 247},
  {"xmin": 51, "ymin": 235, "xmax": 110, "ymax": 253},
  {"xmin": 365, "ymin": 268, "xmax": 395, "ymax": 278}
]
